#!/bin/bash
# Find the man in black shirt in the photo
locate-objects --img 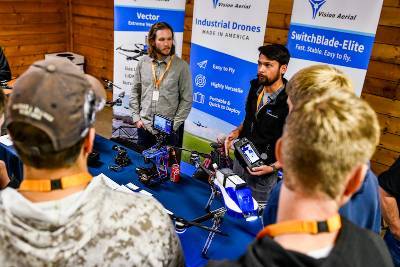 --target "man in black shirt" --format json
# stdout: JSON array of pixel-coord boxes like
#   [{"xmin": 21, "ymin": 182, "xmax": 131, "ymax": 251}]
[
  {"xmin": 379, "ymin": 156, "xmax": 400, "ymax": 266},
  {"xmin": 0, "ymin": 47, "xmax": 11, "ymax": 82},
  {"xmin": 225, "ymin": 44, "xmax": 290, "ymax": 202}
]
